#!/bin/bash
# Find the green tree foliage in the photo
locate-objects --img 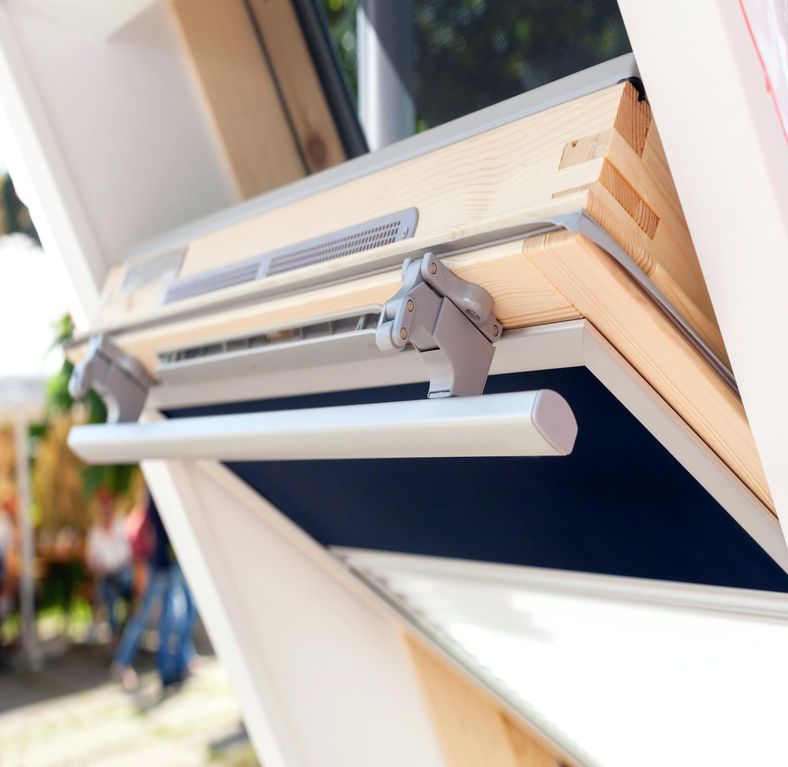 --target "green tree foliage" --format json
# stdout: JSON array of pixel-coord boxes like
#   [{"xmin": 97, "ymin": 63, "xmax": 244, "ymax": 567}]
[
  {"xmin": 322, "ymin": 0, "xmax": 359, "ymax": 96},
  {"xmin": 0, "ymin": 173, "xmax": 39, "ymax": 243},
  {"xmin": 46, "ymin": 314, "xmax": 135, "ymax": 498},
  {"xmin": 412, "ymin": 0, "xmax": 630, "ymax": 130}
]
